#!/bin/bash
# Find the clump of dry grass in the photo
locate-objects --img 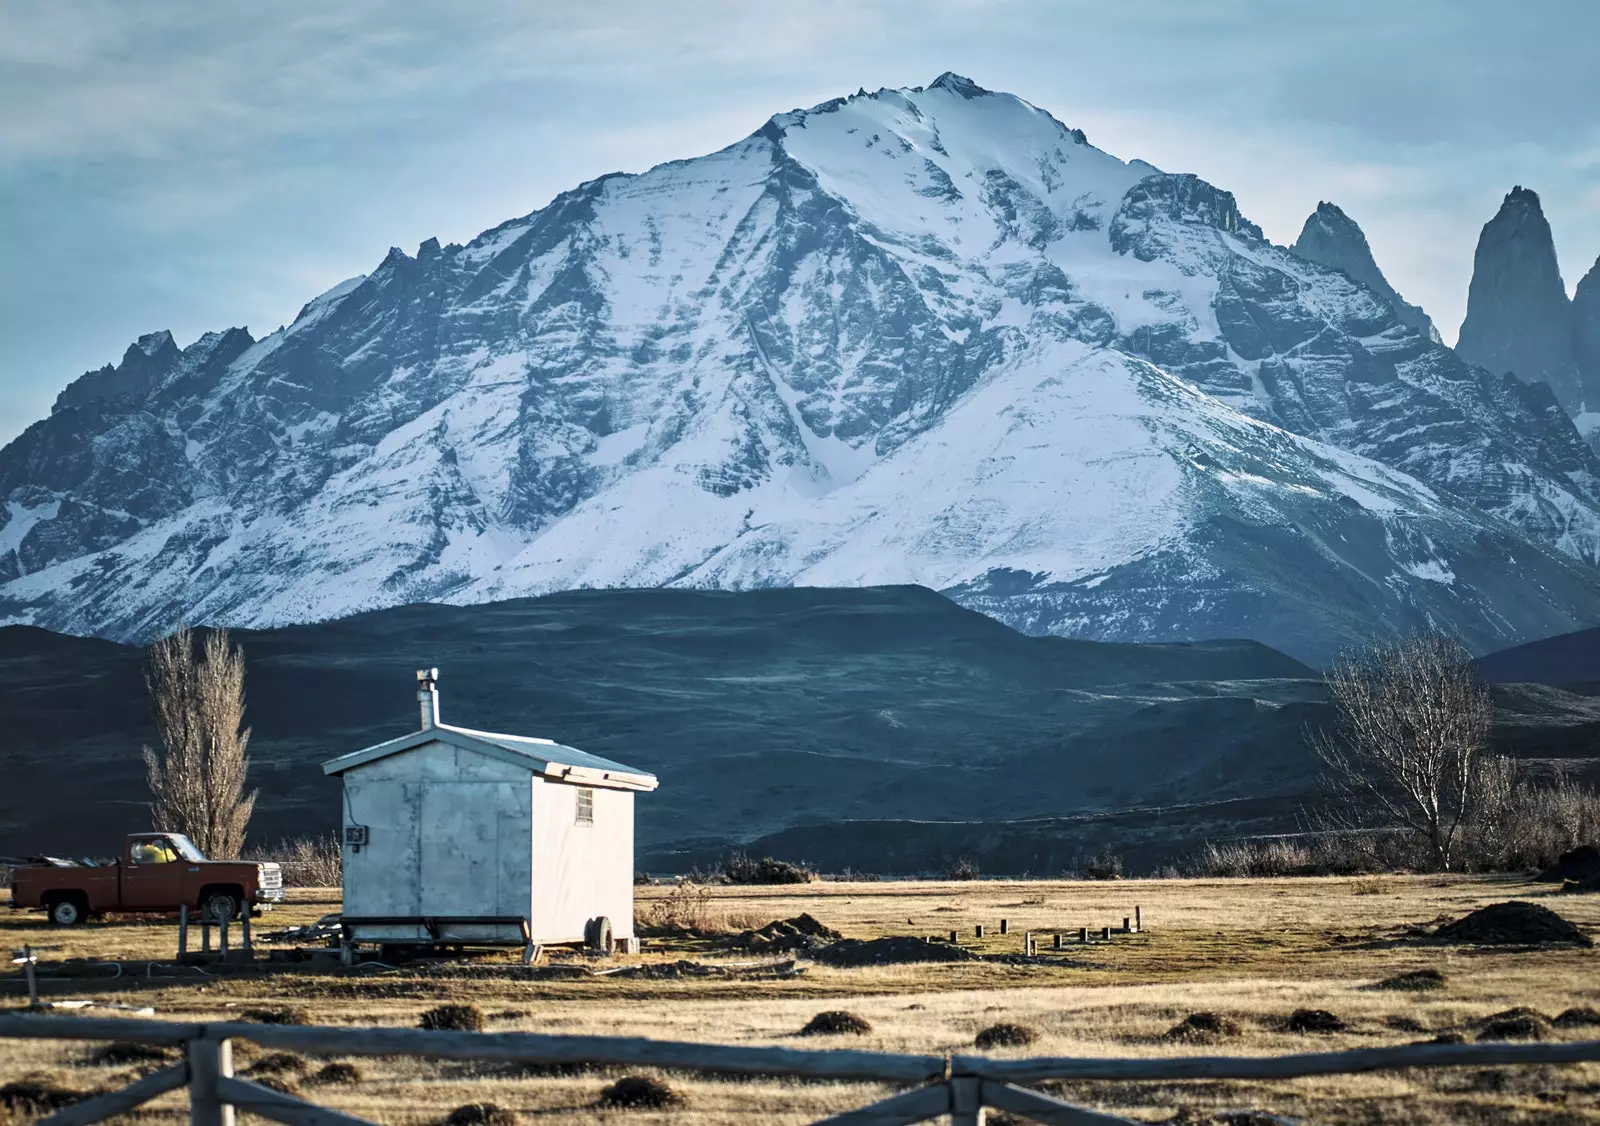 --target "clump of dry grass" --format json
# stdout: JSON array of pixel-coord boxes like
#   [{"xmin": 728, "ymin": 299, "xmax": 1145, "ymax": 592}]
[
  {"xmin": 800, "ymin": 1010, "xmax": 873, "ymax": 1036},
  {"xmin": 239, "ymin": 1005, "xmax": 311, "ymax": 1026},
  {"xmin": 1475, "ymin": 1008, "xmax": 1550, "ymax": 1041},
  {"xmin": 1164, "ymin": 1012, "xmax": 1239, "ymax": 1042},
  {"xmin": 82, "ymin": 1043, "xmax": 177, "ymax": 1068},
  {"xmin": 0, "ymin": 1075, "xmax": 81, "ymax": 1116},
  {"xmin": 420, "ymin": 1004, "xmax": 485, "ymax": 1033},
  {"xmin": 1372, "ymin": 968, "xmax": 1445, "ymax": 991},
  {"xmin": 974, "ymin": 1023, "xmax": 1037, "ymax": 1049},
  {"xmin": 638, "ymin": 880, "xmax": 762, "ymax": 935},
  {"xmin": 245, "ymin": 1052, "xmax": 307, "ymax": 1077},
  {"xmin": 307, "ymin": 1062, "xmax": 363, "ymax": 1086},
  {"xmin": 444, "ymin": 1102, "xmax": 517, "ymax": 1126},
  {"xmin": 243, "ymin": 834, "xmax": 341, "ymax": 888},
  {"xmin": 597, "ymin": 1075, "xmax": 685, "ymax": 1109},
  {"xmin": 1284, "ymin": 1009, "xmax": 1346, "ymax": 1034},
  {"xmin": 1554, "ymin": 1006, "xmax": 1600, "ymax": 1028},
  {"xmin": 250, "ymin": 1075, "xmax": 301, "ymax": 1096}
]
